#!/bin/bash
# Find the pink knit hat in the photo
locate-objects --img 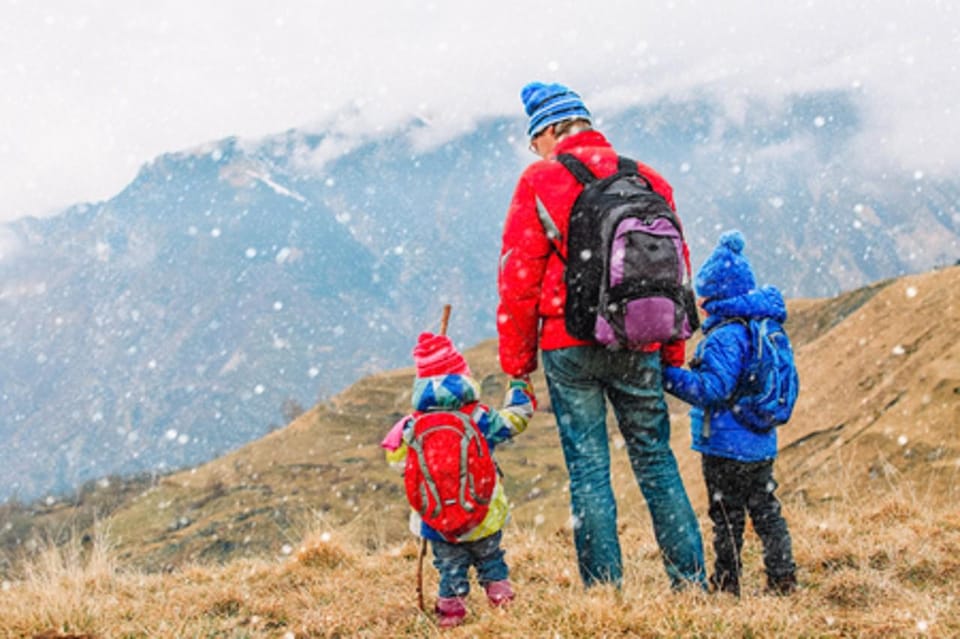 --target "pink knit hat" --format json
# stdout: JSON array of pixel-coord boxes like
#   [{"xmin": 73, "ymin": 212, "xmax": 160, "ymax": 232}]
[{"xmin": 413, "ymin": 332, "xmax": 471, "ymax": 377}]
